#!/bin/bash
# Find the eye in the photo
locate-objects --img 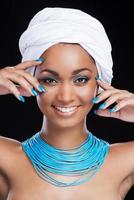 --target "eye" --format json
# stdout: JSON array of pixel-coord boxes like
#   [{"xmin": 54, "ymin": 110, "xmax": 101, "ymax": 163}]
[
  {"xmin": 39, "ymin": 76, "xmax": 90, "ymax": 86},
  {"xmin": 40, "ymin": 77, "xmax": 58, "ymax": 85},
  {"xmin": 74, "ymin": 77, "xmax": 90, "ymax": 85}
]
